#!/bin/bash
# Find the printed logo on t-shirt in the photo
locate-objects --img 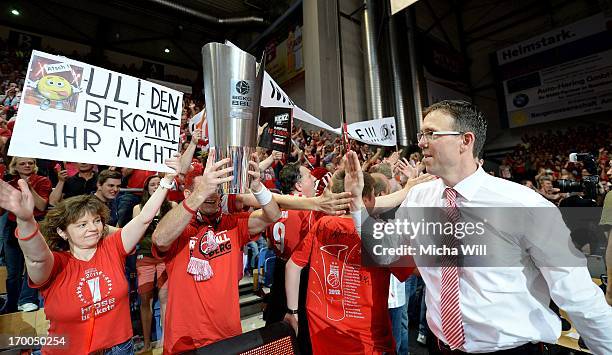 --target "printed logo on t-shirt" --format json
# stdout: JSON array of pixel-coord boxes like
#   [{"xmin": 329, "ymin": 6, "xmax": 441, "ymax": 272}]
[
  {"xmin": 320, "ymin": 245, "xmax": 349, "ymax": 321},
  {"xmin": 326, "ymin": 263, "xmax": 341, "ymax": 289},
  {"xmin": 198, "ymin": 230, "xmax": 232, "ymax": 260},
  {"xmin": 76, "ymin": 267, "xmax": 116, "ymax": 321}
]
